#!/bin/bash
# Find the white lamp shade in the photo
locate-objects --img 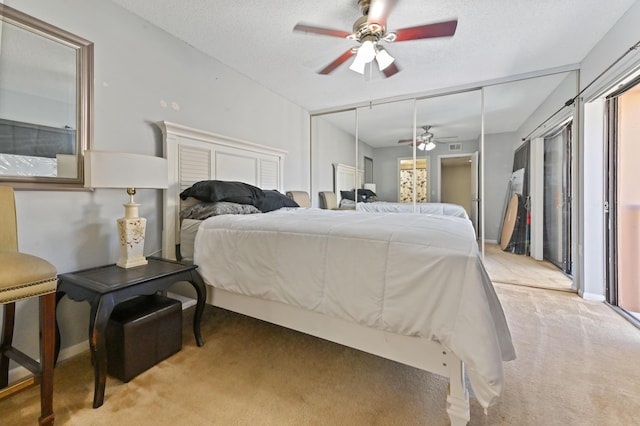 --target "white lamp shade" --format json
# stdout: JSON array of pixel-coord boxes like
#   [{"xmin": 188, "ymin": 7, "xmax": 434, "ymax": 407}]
[
  {"xmin": 349, "ymin": 55, "xmax": 367, "ymax": 74},
  {"xmin": 84, "ymin": 150, "xmax": 168, "ymax": 189},
  {"xmin": 358, "ymin": 40, "xmax": 376, "ymax": 63},
  {"xmin": 424, "ymin": 141, "xmax": 436, "ymax": 151},
  {"xmin": 376, "ymin": 48, "xmax": 394, "ymax": 71}
]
